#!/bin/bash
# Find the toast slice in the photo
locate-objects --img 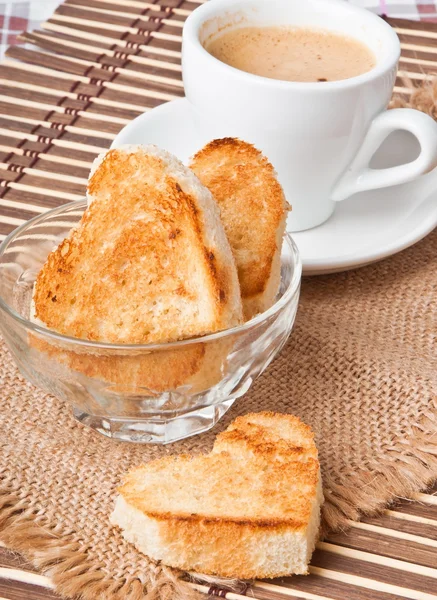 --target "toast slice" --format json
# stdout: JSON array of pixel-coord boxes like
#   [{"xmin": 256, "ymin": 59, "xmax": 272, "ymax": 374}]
[
  {"xmin": 33, "ymin": 145, "xmax": 243, "ymax": 344},
  {"xmin": 111, "ymin": 412, "xmax": 322, "ymax": 578},
  {"xmin": 190, "ymin": 138, "xmax": 289, "ymax": 320},
  {"xmin": 213, "ymin": 411, "xmax": 319, "ymax": 462}
]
